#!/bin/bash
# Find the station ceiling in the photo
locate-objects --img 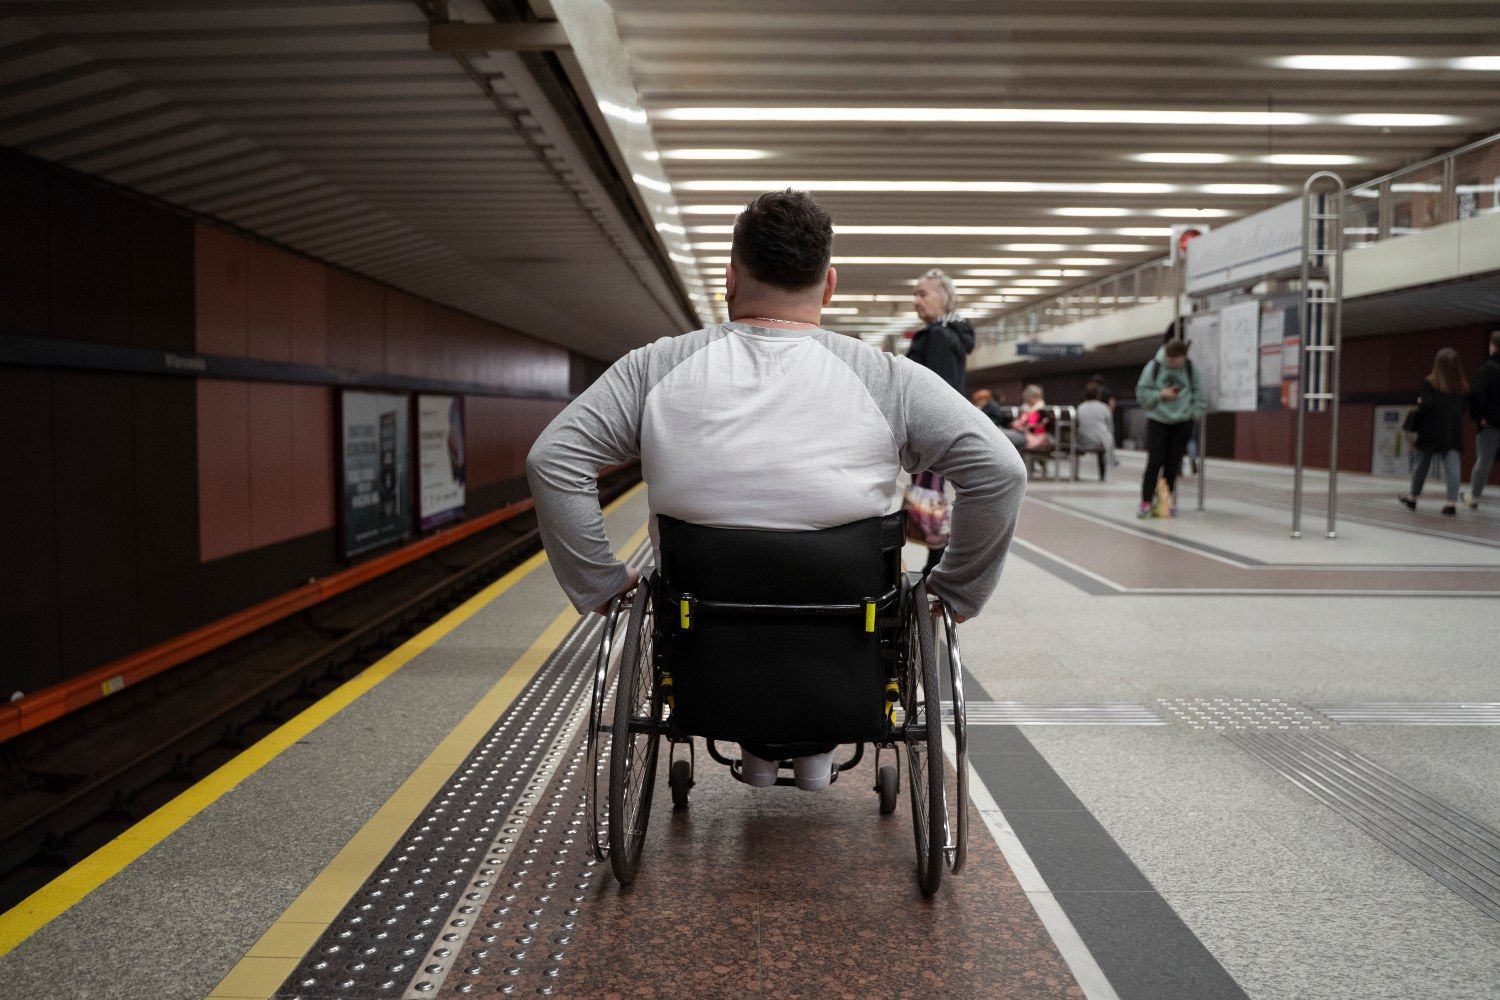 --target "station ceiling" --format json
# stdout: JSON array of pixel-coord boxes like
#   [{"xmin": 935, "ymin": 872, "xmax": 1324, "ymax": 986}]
[
  {"xmin": 607, "ymin": 0, "xmax": 1500, "ymax": 340},
  {"xmin": 3, "ymin": 2, "xmax": 1500, "ymax": 359}
]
